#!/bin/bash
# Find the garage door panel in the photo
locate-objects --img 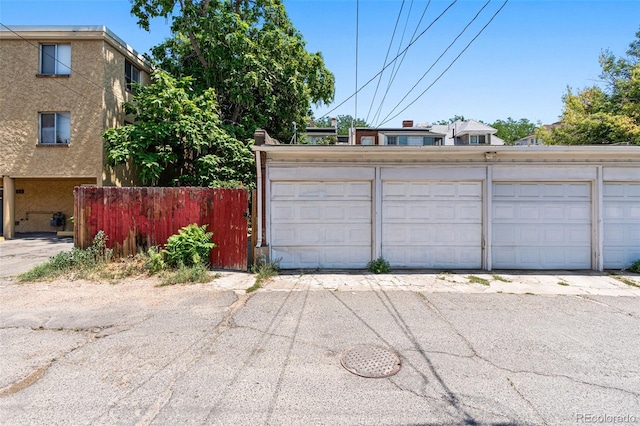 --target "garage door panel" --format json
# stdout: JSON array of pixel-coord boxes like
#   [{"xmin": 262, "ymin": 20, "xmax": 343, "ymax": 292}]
[
  {"xmin": 273, "ymin": 247, "xmax": 371, "ymax": 269},
  {"xmin": 271, "ymin": 181, "xmax": 371, "ymax": 200},
  {"xmin": 386, "ymin": 247, "xmax": 480, "ymax": 269},
  {"xmin": 382, "ymin": 181, "xmax": 482, "ymax": 268},
  {"xmin": 603, "ymin": 182, "xmax": 640, "ymax": 269},
  {"xmin": 492, "ymin": 182, "xmax": 592, "ymax": 269},
  {"xmin": 273, "ymin": 224, "xmax": 371, "ymax": 246},
  {"xmin": 270, "ymin": 180, "xmax": 372, "ymax": 269},
  {"xmin": 383, "ymin": 201, "xmax": 481, "ymax": 222},
  {"xmin": 271, "ymin": 201, "xmax": 371, "ymax": 223}
]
